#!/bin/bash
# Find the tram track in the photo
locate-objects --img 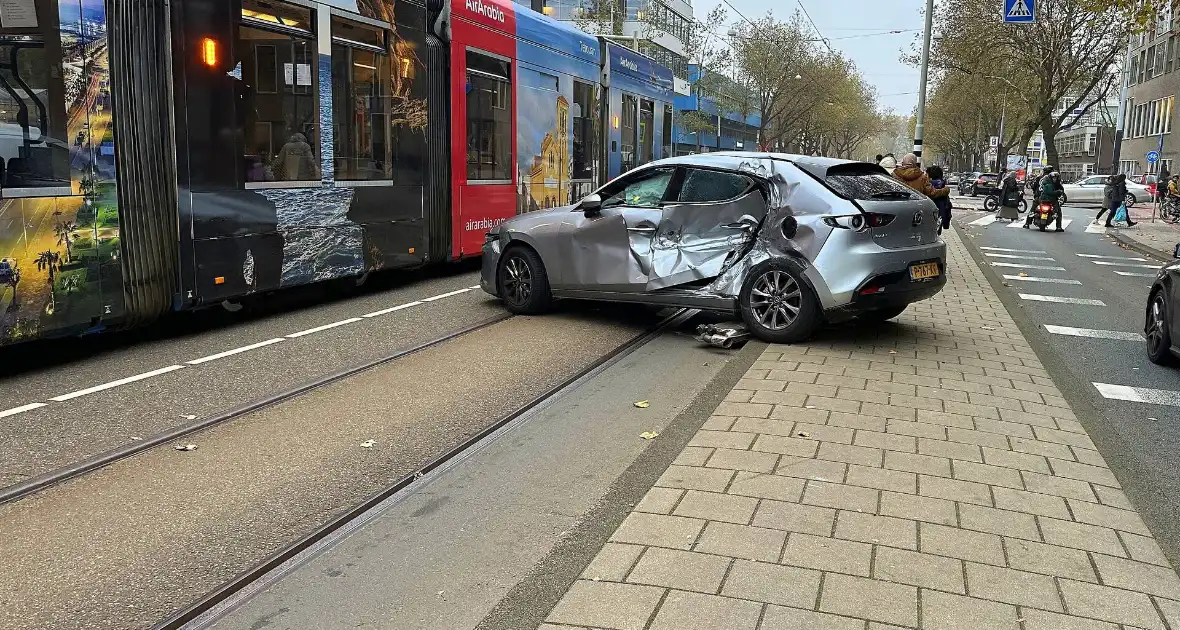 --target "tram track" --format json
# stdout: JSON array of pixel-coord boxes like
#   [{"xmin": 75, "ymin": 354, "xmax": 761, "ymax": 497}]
[{"xmin": 155, "ymin": 307, "xmax": 695, "ymax": 630}]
